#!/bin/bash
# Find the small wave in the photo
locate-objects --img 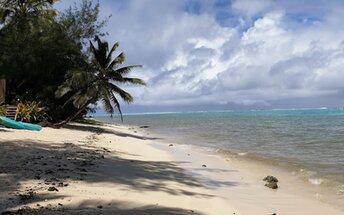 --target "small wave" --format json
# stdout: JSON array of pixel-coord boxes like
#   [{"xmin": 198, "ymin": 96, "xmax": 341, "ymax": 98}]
[
  {"xmin": 308, "ymin": 178, "xmax": 324, "ymax": 185},
  {"xmin": 238, "ymin": 152, "xmax": 248, "ymax": 156},
  {"xmin": 337, "ymin": 185, "xmax": 344, "ymax": 195}
]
